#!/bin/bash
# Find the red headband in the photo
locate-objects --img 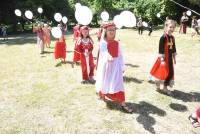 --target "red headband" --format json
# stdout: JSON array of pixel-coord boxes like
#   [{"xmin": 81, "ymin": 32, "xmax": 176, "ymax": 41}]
[{"xmin": 103, "ymin": 22, "xmax": 116, "ymax": 29}]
